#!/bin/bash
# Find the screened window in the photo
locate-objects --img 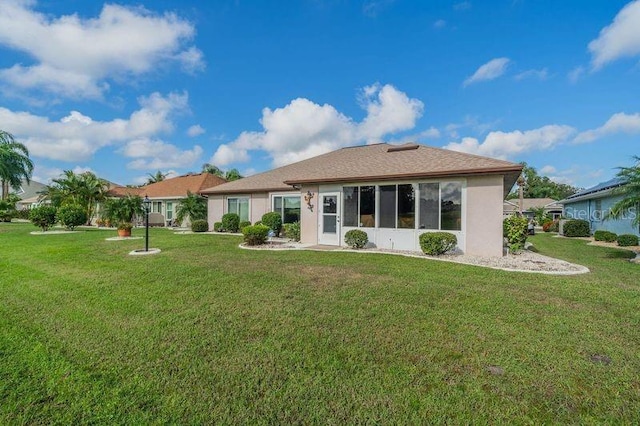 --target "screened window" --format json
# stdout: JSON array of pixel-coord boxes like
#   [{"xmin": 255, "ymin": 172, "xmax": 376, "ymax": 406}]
[
  {"xmin": 273, "ymin": 195, "xmax": 301, "ymax": 224},
  {"xmin": 441, "ymin": 182, "xmax": 462, "ymax": 231},
  {"xmin": 343, "ymin": 187, "xmax": 358, "ymax": 227},
  {"xmin": 228, "ymin": 197, "xmax": 249, "ymax": 222},
  {"xmin": 166, "ymin": 202, "xmax": 173, "ymax": 220},
  {"xmin": 359, "ymin": 186, "xmax": 375, "ymax": 227},
  {"xmin": 397, "ymin": 184, "xmax": 415, "ymax": 229},
  {"xmin": 419, "ymin": 183, "xmax": 439, "ymax": 229},
  {"xmin": 379, "ymin": 185, "xmax": 396, "ymax": 228}
]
